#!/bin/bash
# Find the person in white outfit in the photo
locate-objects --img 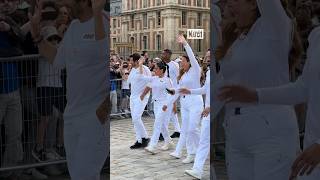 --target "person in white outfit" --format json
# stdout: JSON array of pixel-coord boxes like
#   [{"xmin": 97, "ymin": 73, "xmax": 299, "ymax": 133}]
[
  {"xmin": 166, "ymin": 35, "xmax": 204, "ymax": 164},
  {"xmin": 161, "ymin": 49, "xmax": 181, "ymax": 138},
  {"xmin": 29, "ymin": 0, "xmax": 108, "ymax": 179},
  {"xmin": 217, "ymin": 26, "xmax": 320, "ymax": 180},
  {"xmin": 135, "ymin": 58, "xmax": 174, "ymax": 154},
  {"xmin": 127, "ymin": 53, "xmax": 152, "ymax": 149},
  {"xmin": 181, "ymin": 68, "xmax": 215, "ymax": 180},
  {"xmin": 210, "ymin": 0, "xmax": 302, "ymax": 179}
]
